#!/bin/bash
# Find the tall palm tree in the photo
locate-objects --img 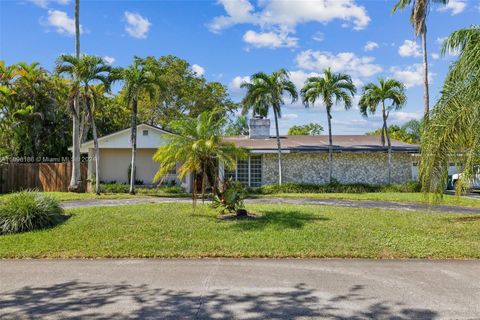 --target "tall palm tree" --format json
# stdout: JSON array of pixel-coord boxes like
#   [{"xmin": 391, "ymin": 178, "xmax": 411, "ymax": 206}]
[
  {"xmin": 153, "ymin": 111, "xmax": 247, "ymax": 210},
  {"xmin": 420, "ymin": 25, "xmax": 480, "ymax": 195},
  {"xmin": 359, "ymin": 78, "xmax": 407, "ymax": 184},
  {"xmin": 241, "ymin": 69, "xmax": 297, "ymax": 185},
  {"xmin": 56, "ymin": 54, "xmax": 113, "ymax": 195},
  {"xmin": 121, "ymin": 57, "xmax": 157, "ymax": 194},
  {"xmin": 68, "ymin": 0, "xmax": 81, "ymax": 191},
  {"xmin": 301, "ymin": 69, "xmax": 356, "ymax": 183},
  {"xmin": 392, "ymin": 0, "xmax": 448, "ymax": 122}
]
